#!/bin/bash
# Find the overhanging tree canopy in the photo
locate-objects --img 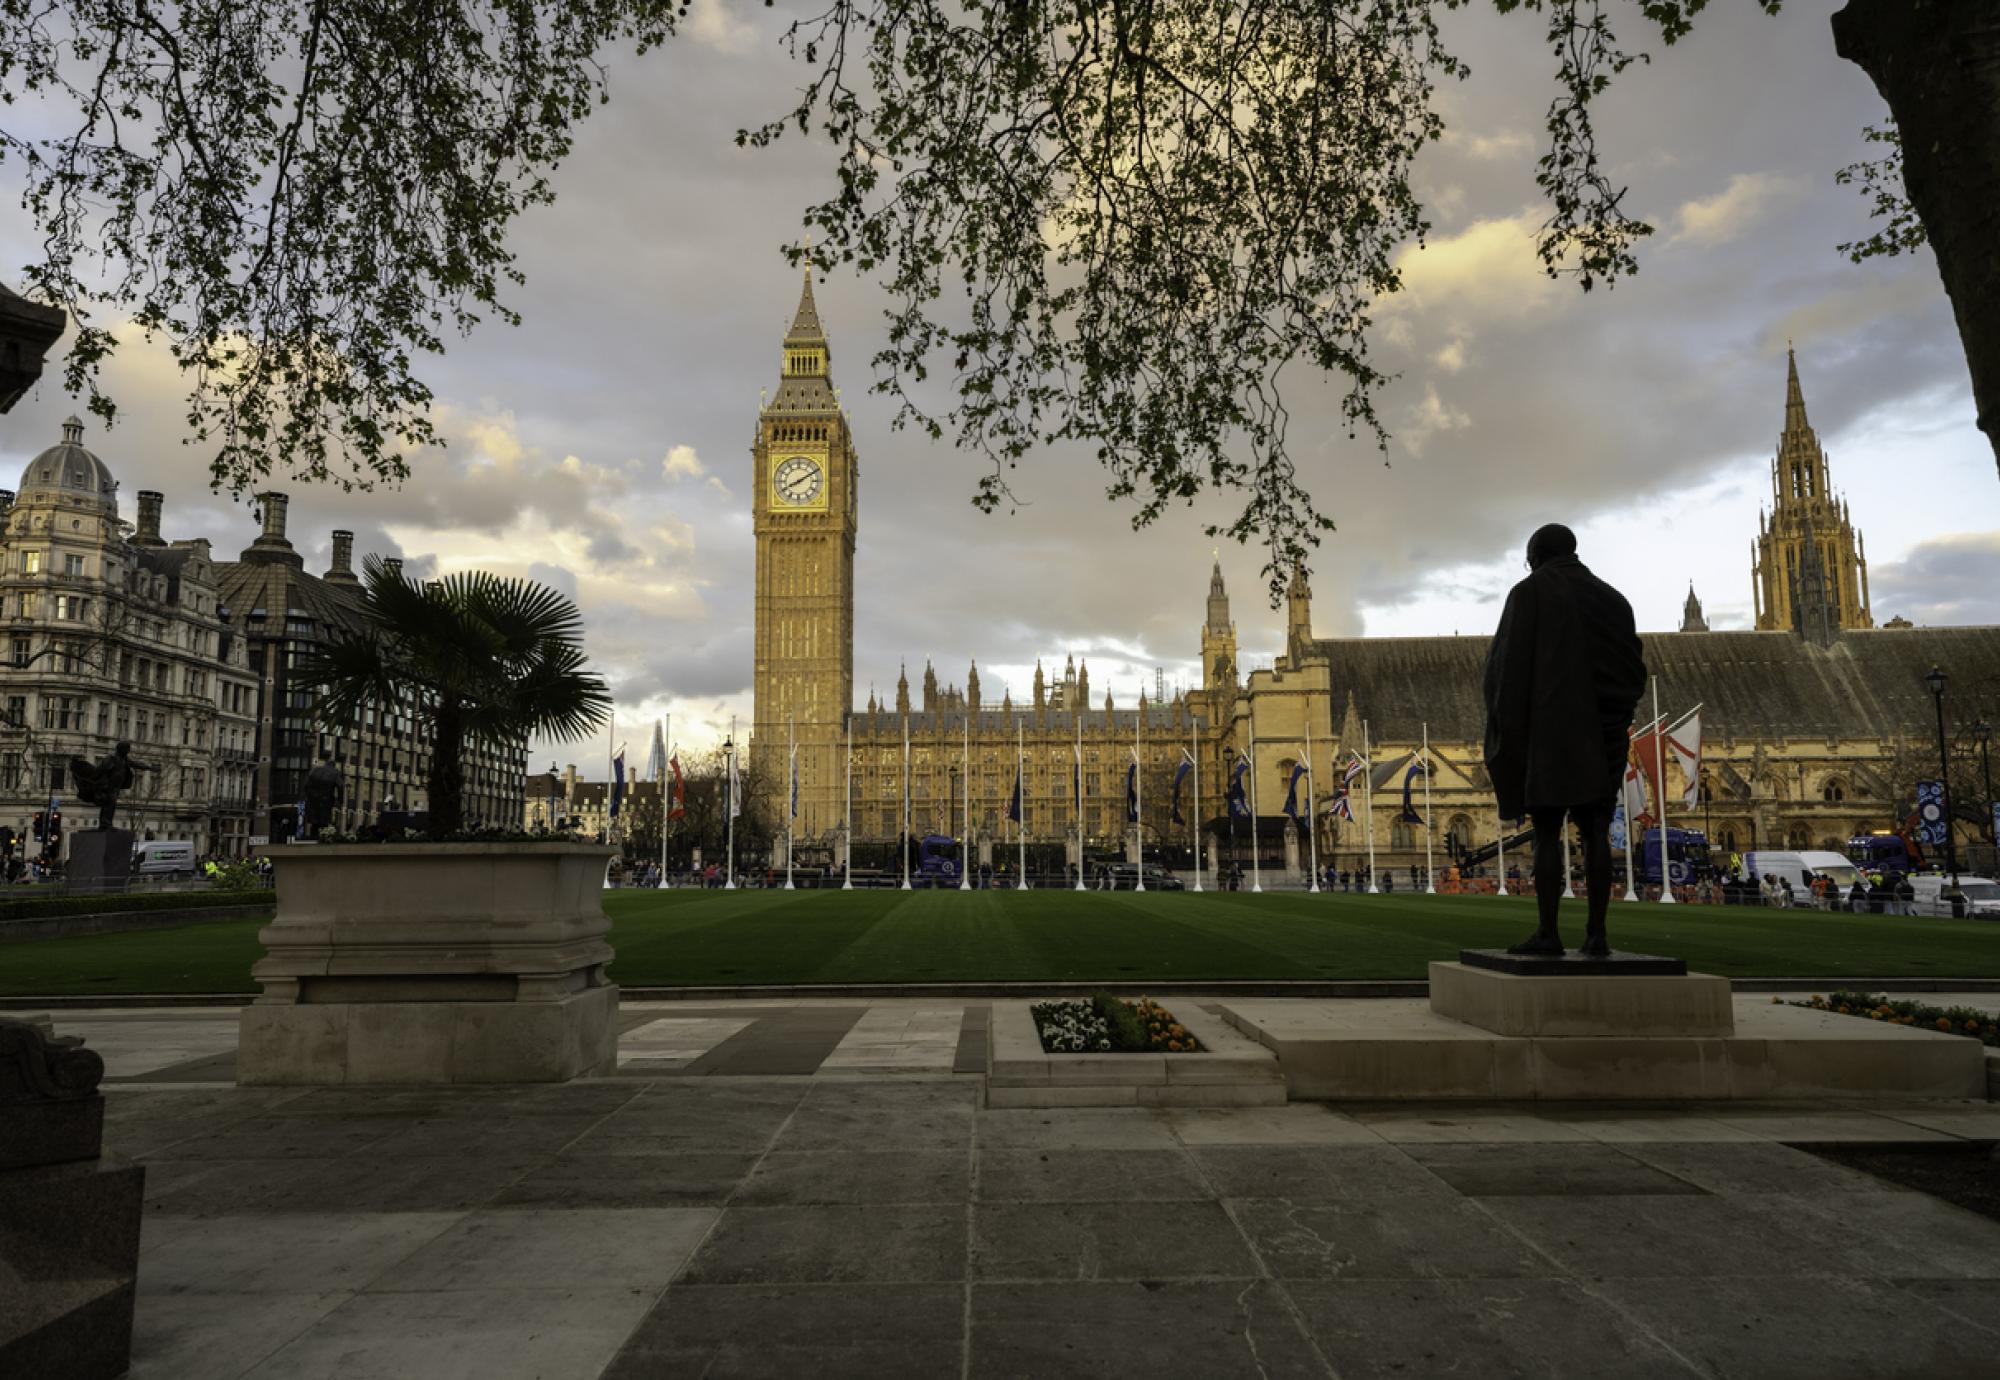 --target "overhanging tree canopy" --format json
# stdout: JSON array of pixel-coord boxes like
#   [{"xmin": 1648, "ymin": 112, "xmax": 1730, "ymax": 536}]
[{"xmin": 2, "ymin": 0, "xmax": 1991, "ymax": 598}]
